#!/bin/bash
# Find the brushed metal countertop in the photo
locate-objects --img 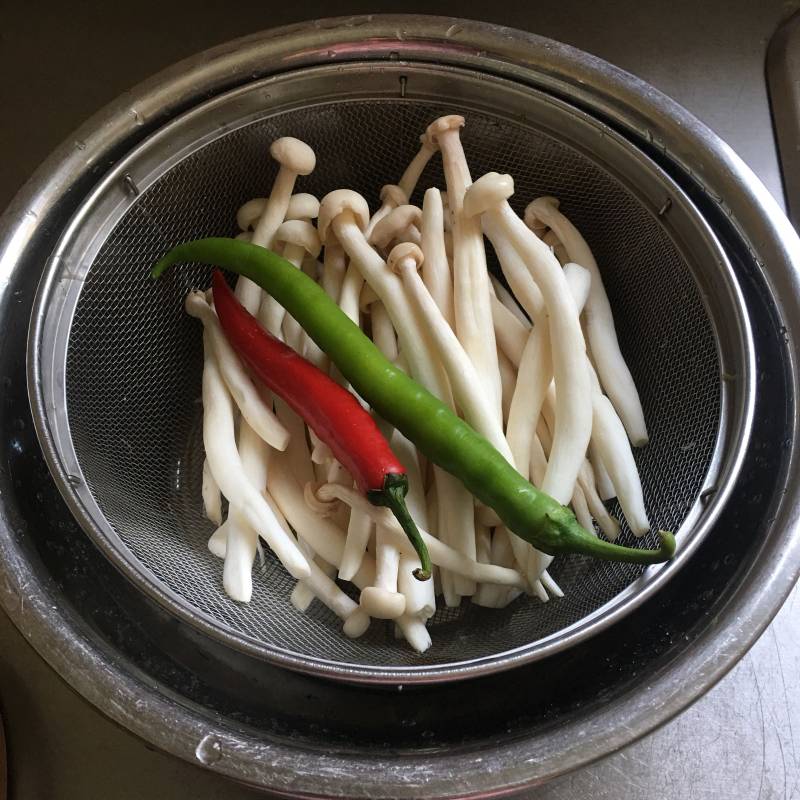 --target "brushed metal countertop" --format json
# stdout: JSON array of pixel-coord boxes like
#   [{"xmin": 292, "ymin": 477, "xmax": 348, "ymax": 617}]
[{"xmin": 0, "ymin": 1, "xmax": 798, "ymax": 797}]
